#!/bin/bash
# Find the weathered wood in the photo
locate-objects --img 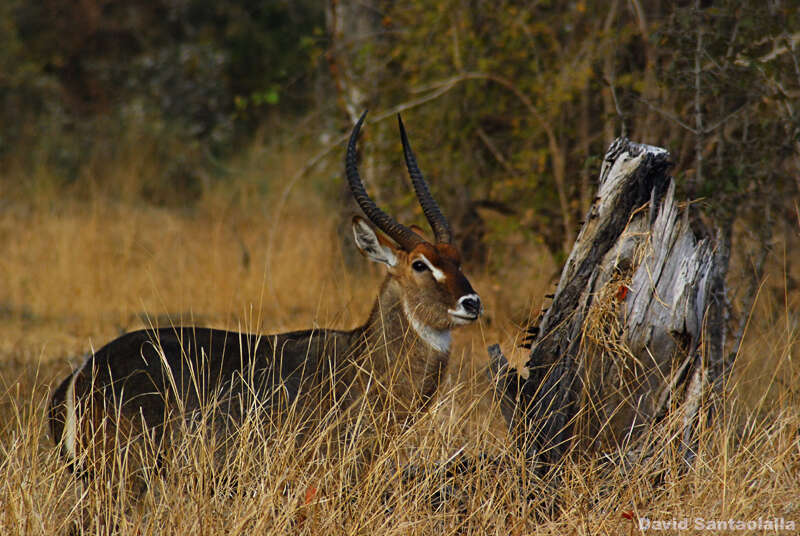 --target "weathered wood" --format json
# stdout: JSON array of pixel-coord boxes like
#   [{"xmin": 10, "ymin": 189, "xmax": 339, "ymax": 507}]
[{"xmin": 489, "ymin": 138, "xmax": 727, "ymax": 470}]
